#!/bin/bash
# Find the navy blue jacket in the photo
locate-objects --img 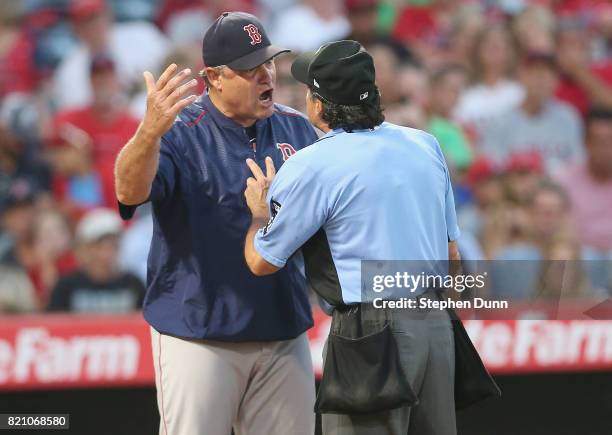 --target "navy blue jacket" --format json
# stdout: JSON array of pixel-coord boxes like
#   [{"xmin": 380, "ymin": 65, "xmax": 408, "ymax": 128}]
[{"xmin": 120, "ymin": 94, "xmax": 318, "ymax": 341}]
